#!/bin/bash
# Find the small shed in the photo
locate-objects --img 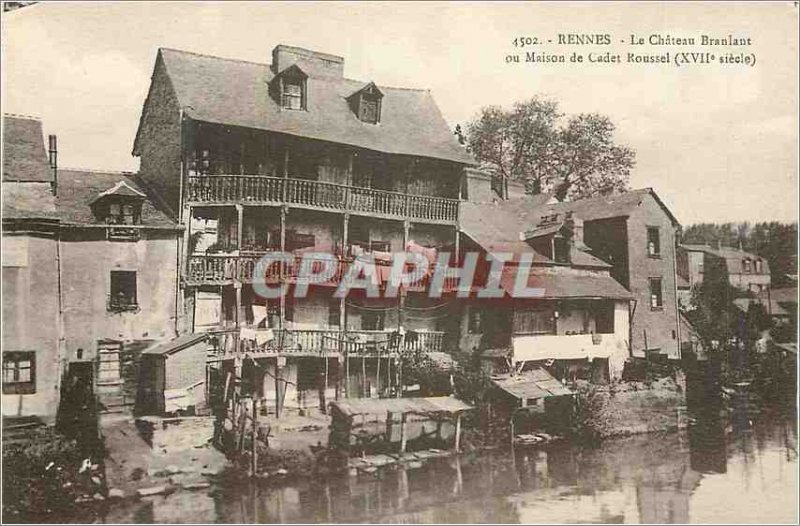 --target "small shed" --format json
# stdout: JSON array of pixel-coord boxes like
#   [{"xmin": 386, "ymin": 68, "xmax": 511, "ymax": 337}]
[
  {"xmin": 328, "ymin": 397, "xmax": 473, "ymax": 456},
  {"xmin": 137, "ymin": 333, "xmax": 209, "ymax": 416},
  {"xmin": 490, "ymin": 368, "xmax": 574, "ymax": 435}
]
